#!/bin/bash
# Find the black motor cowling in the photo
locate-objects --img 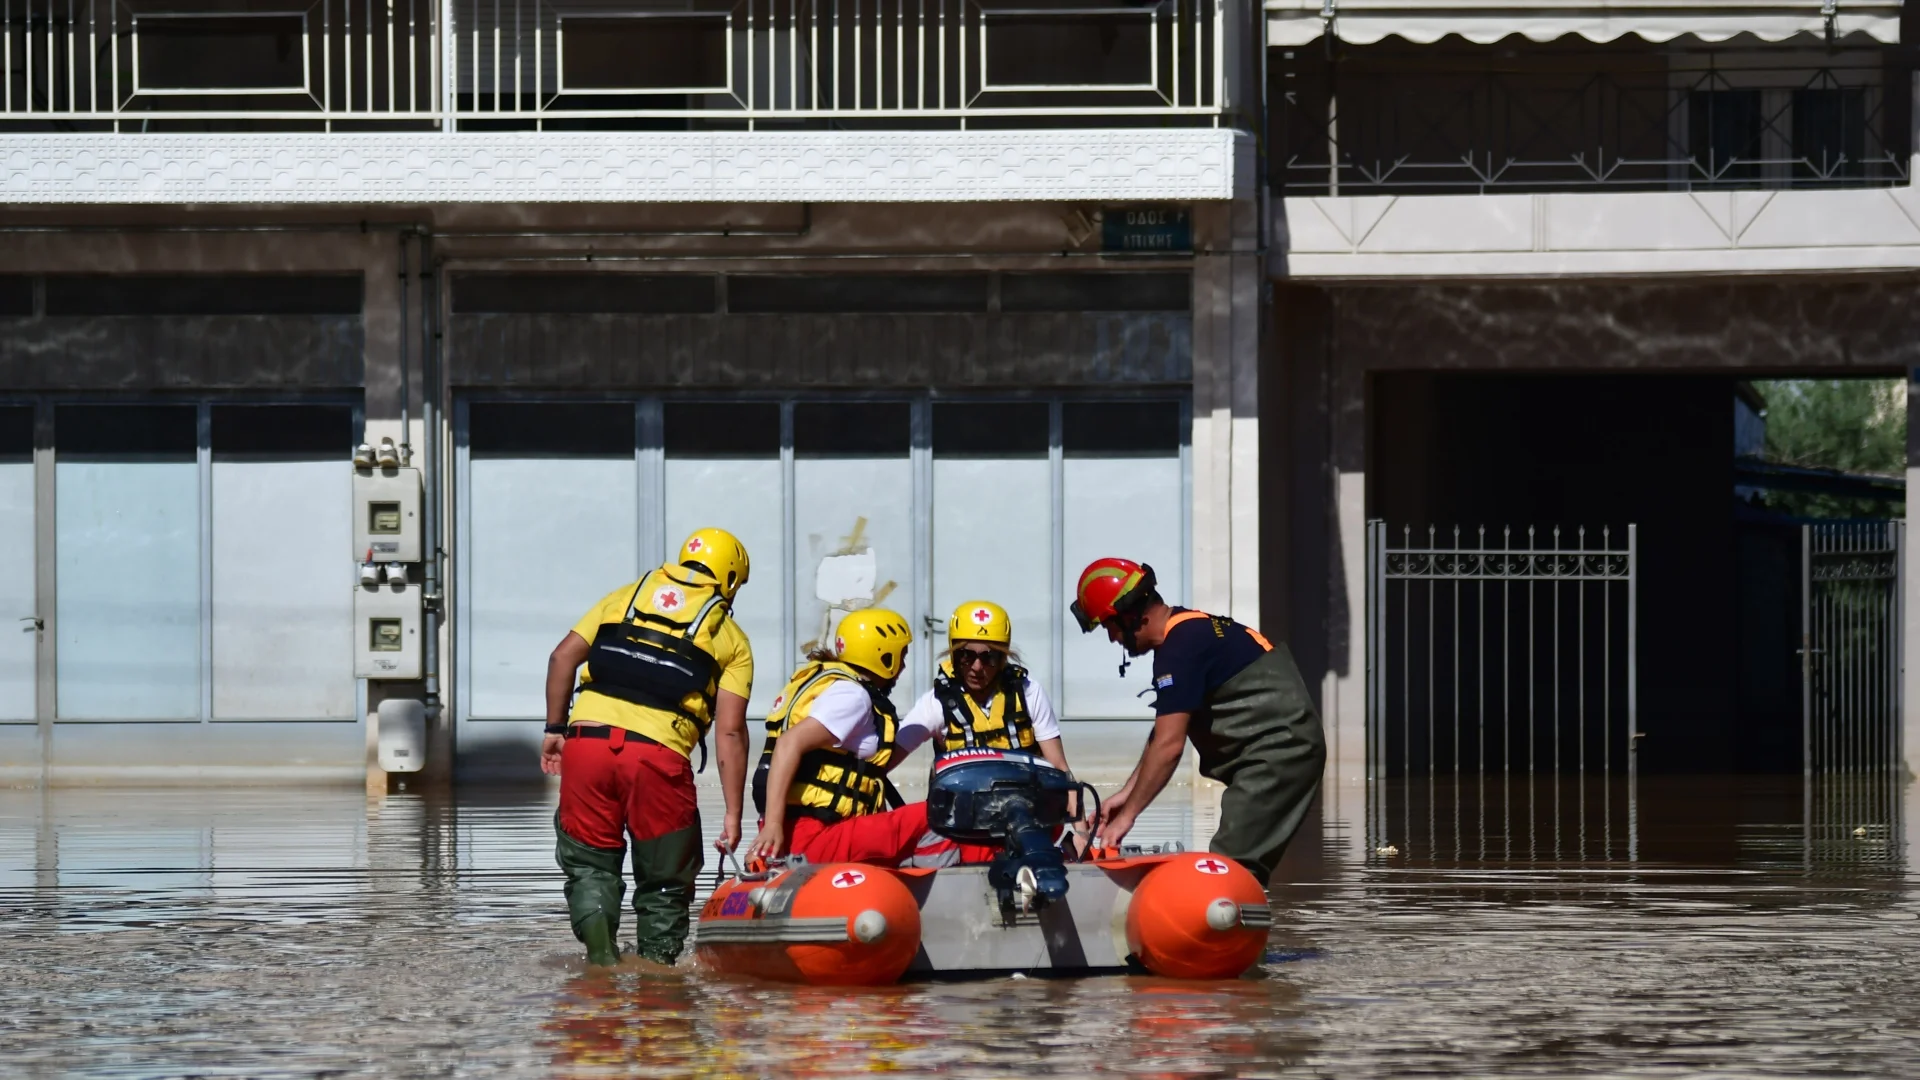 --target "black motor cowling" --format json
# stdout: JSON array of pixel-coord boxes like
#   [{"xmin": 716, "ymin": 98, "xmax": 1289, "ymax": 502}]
[
  {"xmin": 926, "ymin": 751, "xmax": 1078, "ymax": 910},
  {"xmin": 926, "ymin": 751, "xmax": 1074, "ymax": 839}
]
